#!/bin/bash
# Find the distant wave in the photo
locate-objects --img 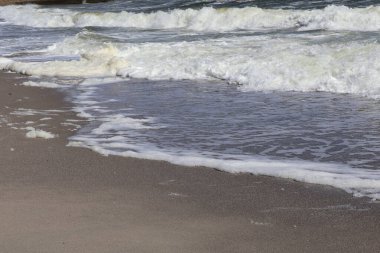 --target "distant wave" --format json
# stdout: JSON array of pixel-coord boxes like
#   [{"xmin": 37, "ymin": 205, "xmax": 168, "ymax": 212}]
[{"xmin": 0, "ymin": 5, "xmax": 379, "ymax": 31}]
